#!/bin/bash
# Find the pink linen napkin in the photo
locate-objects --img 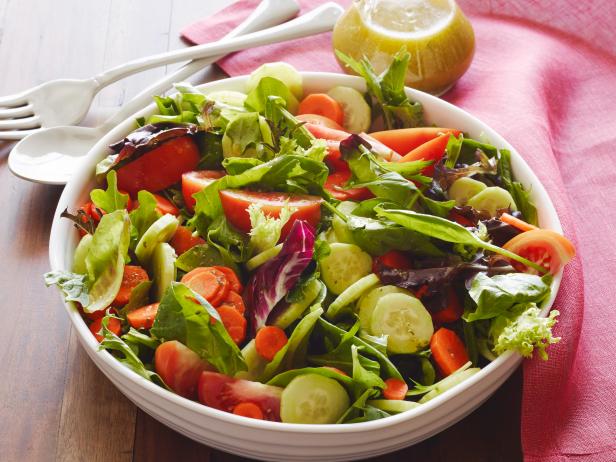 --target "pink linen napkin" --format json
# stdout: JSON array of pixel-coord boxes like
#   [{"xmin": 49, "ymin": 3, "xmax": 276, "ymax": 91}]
[{"xmin": 182, "ymin": 2, "xmax": 616, "ymax": 461}]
